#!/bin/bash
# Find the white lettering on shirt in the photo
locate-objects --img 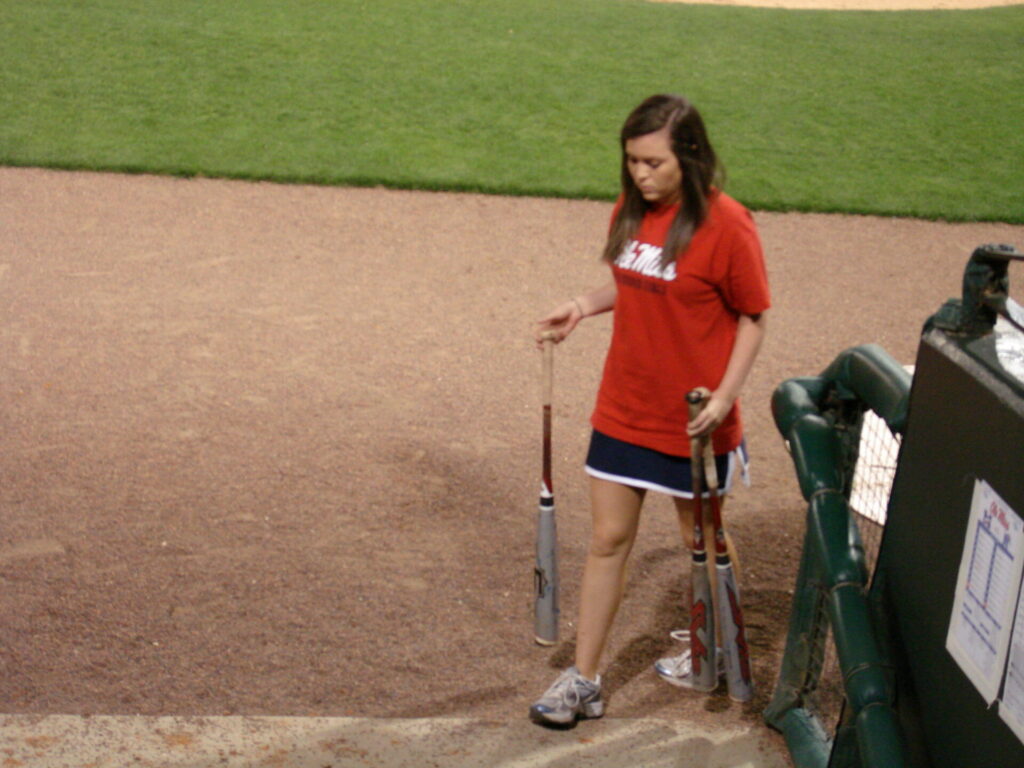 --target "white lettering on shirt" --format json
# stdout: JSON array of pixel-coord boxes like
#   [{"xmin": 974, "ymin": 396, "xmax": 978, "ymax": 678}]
[{"xmin": 614, "ymin": 240, "xmax": 676, "ymax": 281}]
